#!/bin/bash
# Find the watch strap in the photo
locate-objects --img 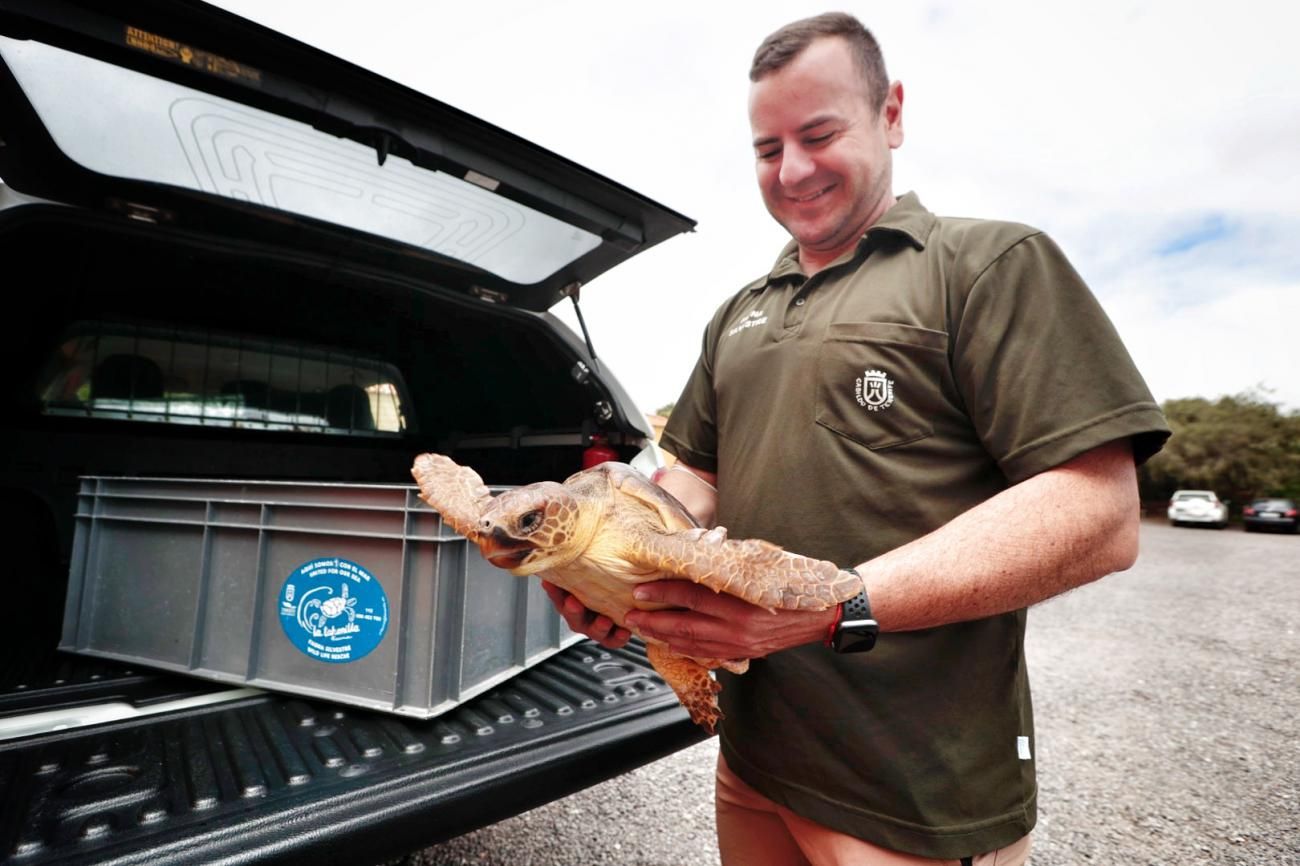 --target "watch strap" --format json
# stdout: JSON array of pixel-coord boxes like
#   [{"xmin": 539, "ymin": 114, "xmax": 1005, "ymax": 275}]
[
  {"xmin": 830, "ymin": 567, "xmax": 879, "ymax": 653},
  {"xmin": 840, "ymin": 572, "xmax": 872, "ymax": 622}
]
